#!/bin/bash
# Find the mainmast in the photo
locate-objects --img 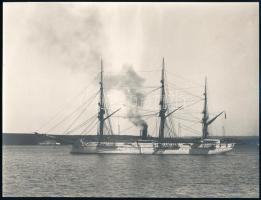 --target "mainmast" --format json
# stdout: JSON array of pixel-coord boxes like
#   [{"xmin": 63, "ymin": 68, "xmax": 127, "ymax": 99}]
[
  {"xmin": 158, "ymin": 58, "xmax": 167, "ymax": 141},
  {"xmin": 202, "ymin": 77, "xmax": 209, "ymax": 139},
  {"xmin": 98, "ymin": 59, "xmax": 105, "ymax": 142}
]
